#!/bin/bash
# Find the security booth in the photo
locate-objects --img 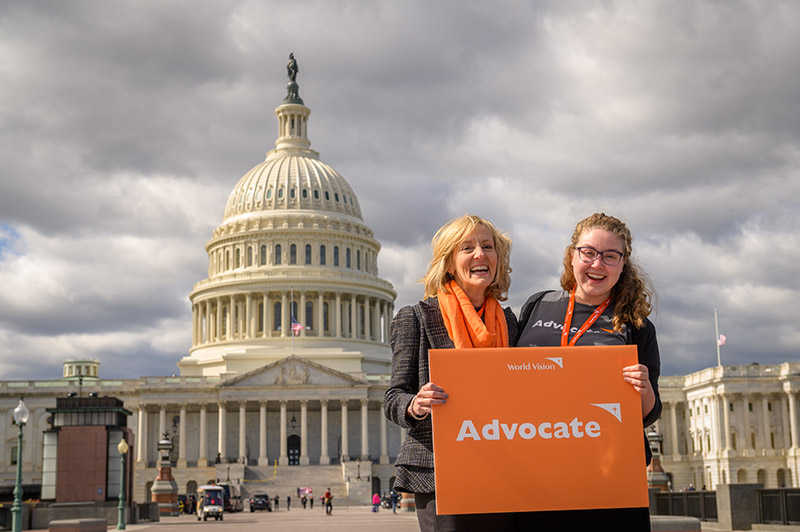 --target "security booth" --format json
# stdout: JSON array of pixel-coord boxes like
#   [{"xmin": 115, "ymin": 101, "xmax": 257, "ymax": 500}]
[{"xmin": 42, "ymin": 395, "xmax": 133, "ymax": 505}]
